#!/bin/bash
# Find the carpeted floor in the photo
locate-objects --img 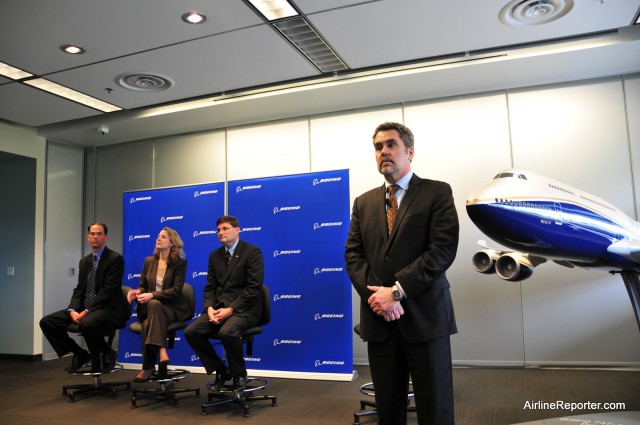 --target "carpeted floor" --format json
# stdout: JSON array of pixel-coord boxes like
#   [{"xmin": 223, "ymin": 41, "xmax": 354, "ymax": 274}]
[{"xmin": 0, "ymin": 358, "xmax": 638, "ymax": 425}]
